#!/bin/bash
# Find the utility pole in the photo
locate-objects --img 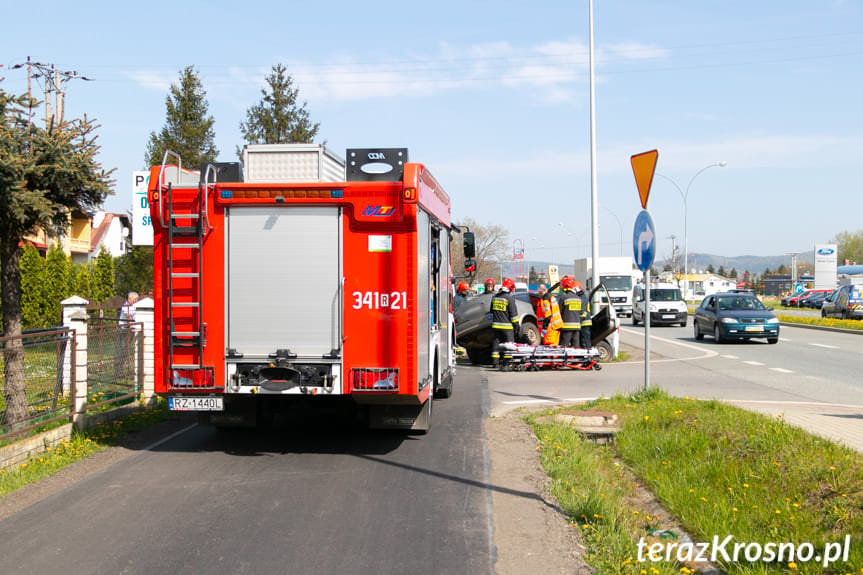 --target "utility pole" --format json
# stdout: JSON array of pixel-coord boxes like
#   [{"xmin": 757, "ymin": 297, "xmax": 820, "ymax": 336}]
[{"xmin": 10, "ymin": 58, "xmax": 93, "ymax": 128}]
